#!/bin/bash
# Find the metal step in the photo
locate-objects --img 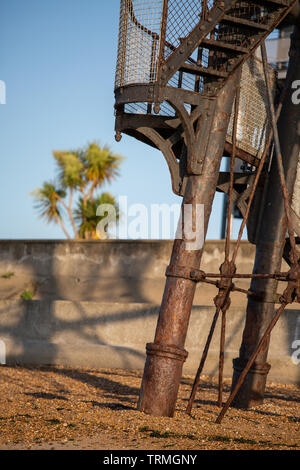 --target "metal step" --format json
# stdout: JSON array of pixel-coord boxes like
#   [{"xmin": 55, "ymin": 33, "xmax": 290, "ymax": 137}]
[
  {"xmin": 179, "ymin": 63, "xmax": 229, "ymax": 79},
  {"xmin": 221, "ymin": 15, "xmax": 270, "ymax": 31},
  {"xmin": 217, "ymin": 172, "xmax": 253, "ymax": 188},
  {"xmin": 250, "ymin": 0, "xmax": 290, "ymax": 6},
  {"xmin": 201, "ymin": 38, "xmax": 249, "ymax": 54}
]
